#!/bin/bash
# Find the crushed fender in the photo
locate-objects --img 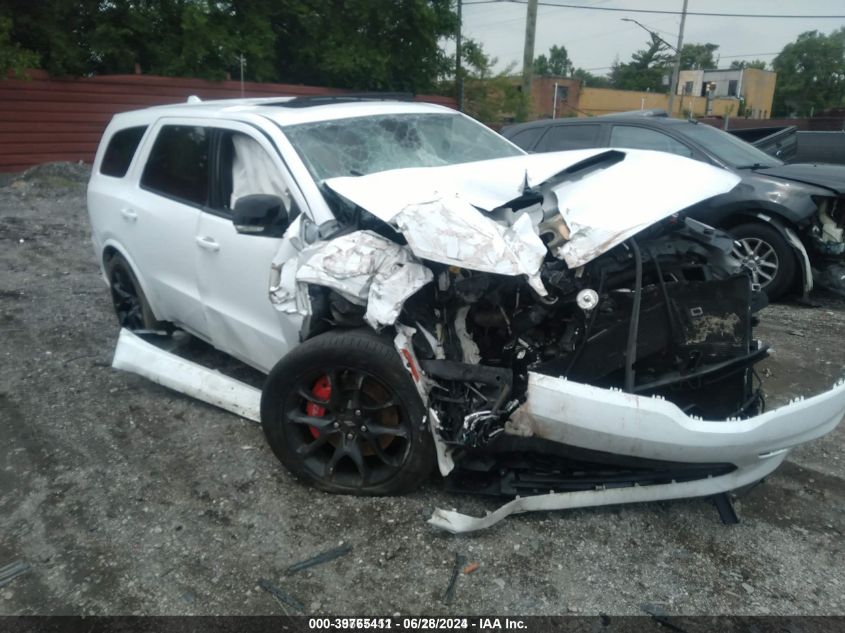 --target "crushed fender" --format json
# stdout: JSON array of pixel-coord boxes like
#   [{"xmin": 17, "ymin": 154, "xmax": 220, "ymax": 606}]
[{"xmin": 294, "ymin": 230, "xmax": 433, "ymax": 329}]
